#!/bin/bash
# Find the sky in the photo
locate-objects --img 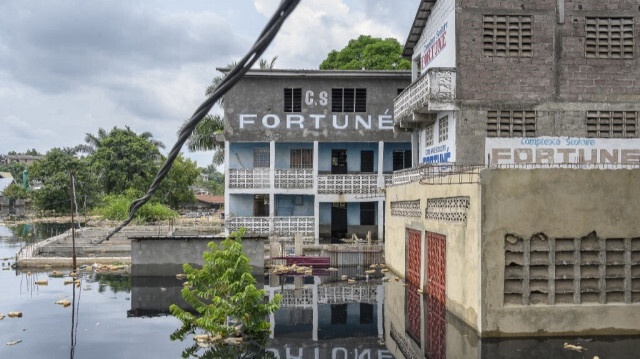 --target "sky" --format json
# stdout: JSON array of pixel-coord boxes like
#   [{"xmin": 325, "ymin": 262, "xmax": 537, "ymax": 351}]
[{"xmin": 0, "ymin": 0, "xmax": 419, "ymax": 168}]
